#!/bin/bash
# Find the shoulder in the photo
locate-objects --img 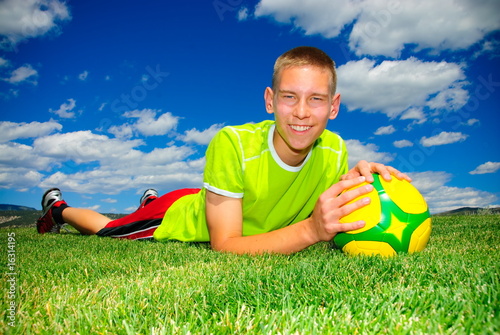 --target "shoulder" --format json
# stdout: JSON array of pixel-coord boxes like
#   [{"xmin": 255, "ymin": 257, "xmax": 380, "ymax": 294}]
[
  {"xmin": 221, "ymin": 120, "xmax": 273, "ymax": 138},
  {"xmin": 212, "ymin": 120, "xmax": 273, "ymax": 148},
  {"xmin": 314, "ymin": 129, "xmax": 346, "ymax": 153}
]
